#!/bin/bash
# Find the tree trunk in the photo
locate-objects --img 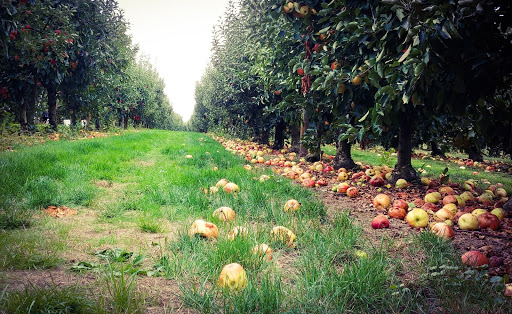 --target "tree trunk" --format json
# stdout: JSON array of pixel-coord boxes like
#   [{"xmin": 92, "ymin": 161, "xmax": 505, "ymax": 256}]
[
  {"xmin": 18, "ymin": 99, "xmax": 28, "ymax": 131},
  {"xmin": 306, "ymin": 121, "xmax": 322, "ymax": 162},
  {"xmin": 290, "ymin": 123, "xmax": 300, "ymax": 153},
  {"xmin": 391, "ymin": 112, "xmax": 417, "ymax": 182},
  {"xmin": 430, "ymin": 141, "xmax": 445, "ymax": 157},
  {"xmin": 123, "ymin": 115, "xmax": 128, "ymax": 129},
  {"xmin": 261, "ymin": 128, "xmax": 270, "ymax": 145},
  {"xmin": 334, "ymin": 138, "xmax": 357, "ymax": 169},
  {"xmin": 95, "ymin": 118, "xmax": 100, "ymax": 130},
  {"xmin": 503, "ymin": 197, "xmax": 512, "ymax": 217},
  {"xmin": 466, "ymin": 145, "xmax": 483, "ymax": 162},
  {"xmin": 71, "ymin": 110, "xmax": 77, "ymax": 126},
  {"xmin": 272, "ymin": 119, "xmax": 286, "ymax": 150},
  {"xmin": 47, "ymin": 83, "xmax": 58, "ymax": 130},
  {"xmin": 299, "ymin": 108, "xmax": 310, "ymax": 157}
]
